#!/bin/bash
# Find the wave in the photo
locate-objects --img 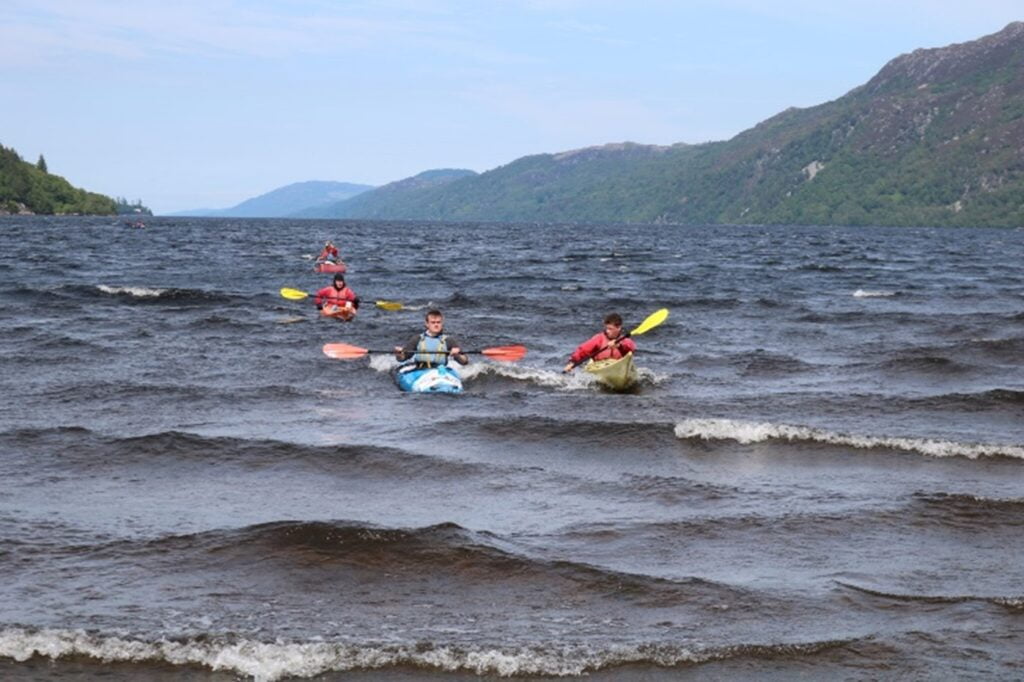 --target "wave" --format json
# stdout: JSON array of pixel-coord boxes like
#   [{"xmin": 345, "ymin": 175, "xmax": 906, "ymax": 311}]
[
  {"xmin": 0, "ymin": 627, "xmax": 860, "ymax": 680},
  {"xmin": 904, "ymin": 388, "xmax": 1024, "ymax": 411},
  {"xmin": 673, "ymin": 418, "xmax": 1024, "ymax": 460},
  {"xmin": 910, "ymin": 491, "xmax": 1024, "ymax": 527},
  {"xmin": 853, "ymin": 289, "xmax": 897, "ymax": 298},
  {"xmin": 96, "ymin": 284, "xmax": 167, "ymax": 298},
  {"xmin": 667, "ymin": 296, "xmax": 741, "ymax": 309},
  {"xmin": 0, "ymin": 427, "xmax": 493, "ymax": 480},
  {"xmin": 90, "ymin": 284, "xmax": 238, "ymax": 306},
  {"xmin": 12, "ymin": 519, "xmax": 747, "ymax": 609},
  {"xmin": 448, "ymin": 415, "xmax": 678, "ymax": 450},
  {"xmin": 837, "ymin": 582, "xmax": 1024, "ymax": 611},
  {"xmin": 961, "ymin": 336, "xmax": 1024, "ymax": 361},
  {"xmin": 878, "ymin": 353, "xmax": 976, "ymax": 375},
  {"xmin": 880, "ymin": 337, "xmax": 1024, "ymax": 370},
  {"xmin": 29, "ymin": 381, "xmax": 311, "ymax": 405},
  {"xmin": 795, "ymin": 263, "xmax": 845, "ymax": 272},
  {"xmin": 729, "ymin": 350, "xmax": 815, "ymax": 376}
]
